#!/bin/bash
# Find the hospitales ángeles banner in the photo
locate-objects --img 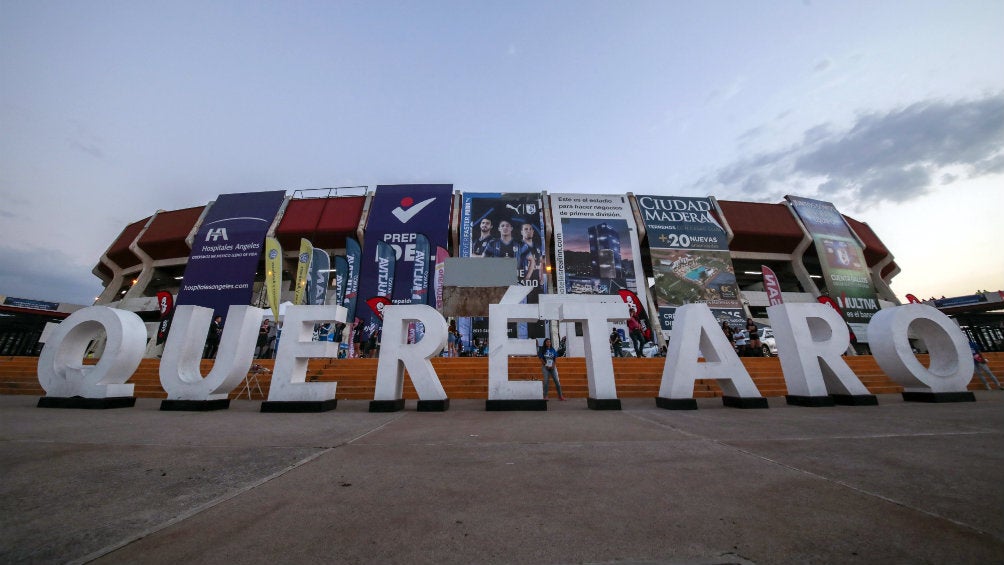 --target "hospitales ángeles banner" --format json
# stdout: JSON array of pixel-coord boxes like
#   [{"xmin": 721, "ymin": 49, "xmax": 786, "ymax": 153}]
[
  {"xmin": 356, "ymin": 184, "xmax": 453, "ymax": 337},
  {"xmin": 460, "ymin": 192, "xmax": 548, "ymax": 341},
  {"xmin": 635, "ymin": 195, "xmax": 743, "ymax": 333},
  {"xmin": 786, "ymin": 195, "xmax": 880, "ymax": 342},
  {"xmin": 176, "ymin": 191, "xmax": 285, "ymax": 320}
]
